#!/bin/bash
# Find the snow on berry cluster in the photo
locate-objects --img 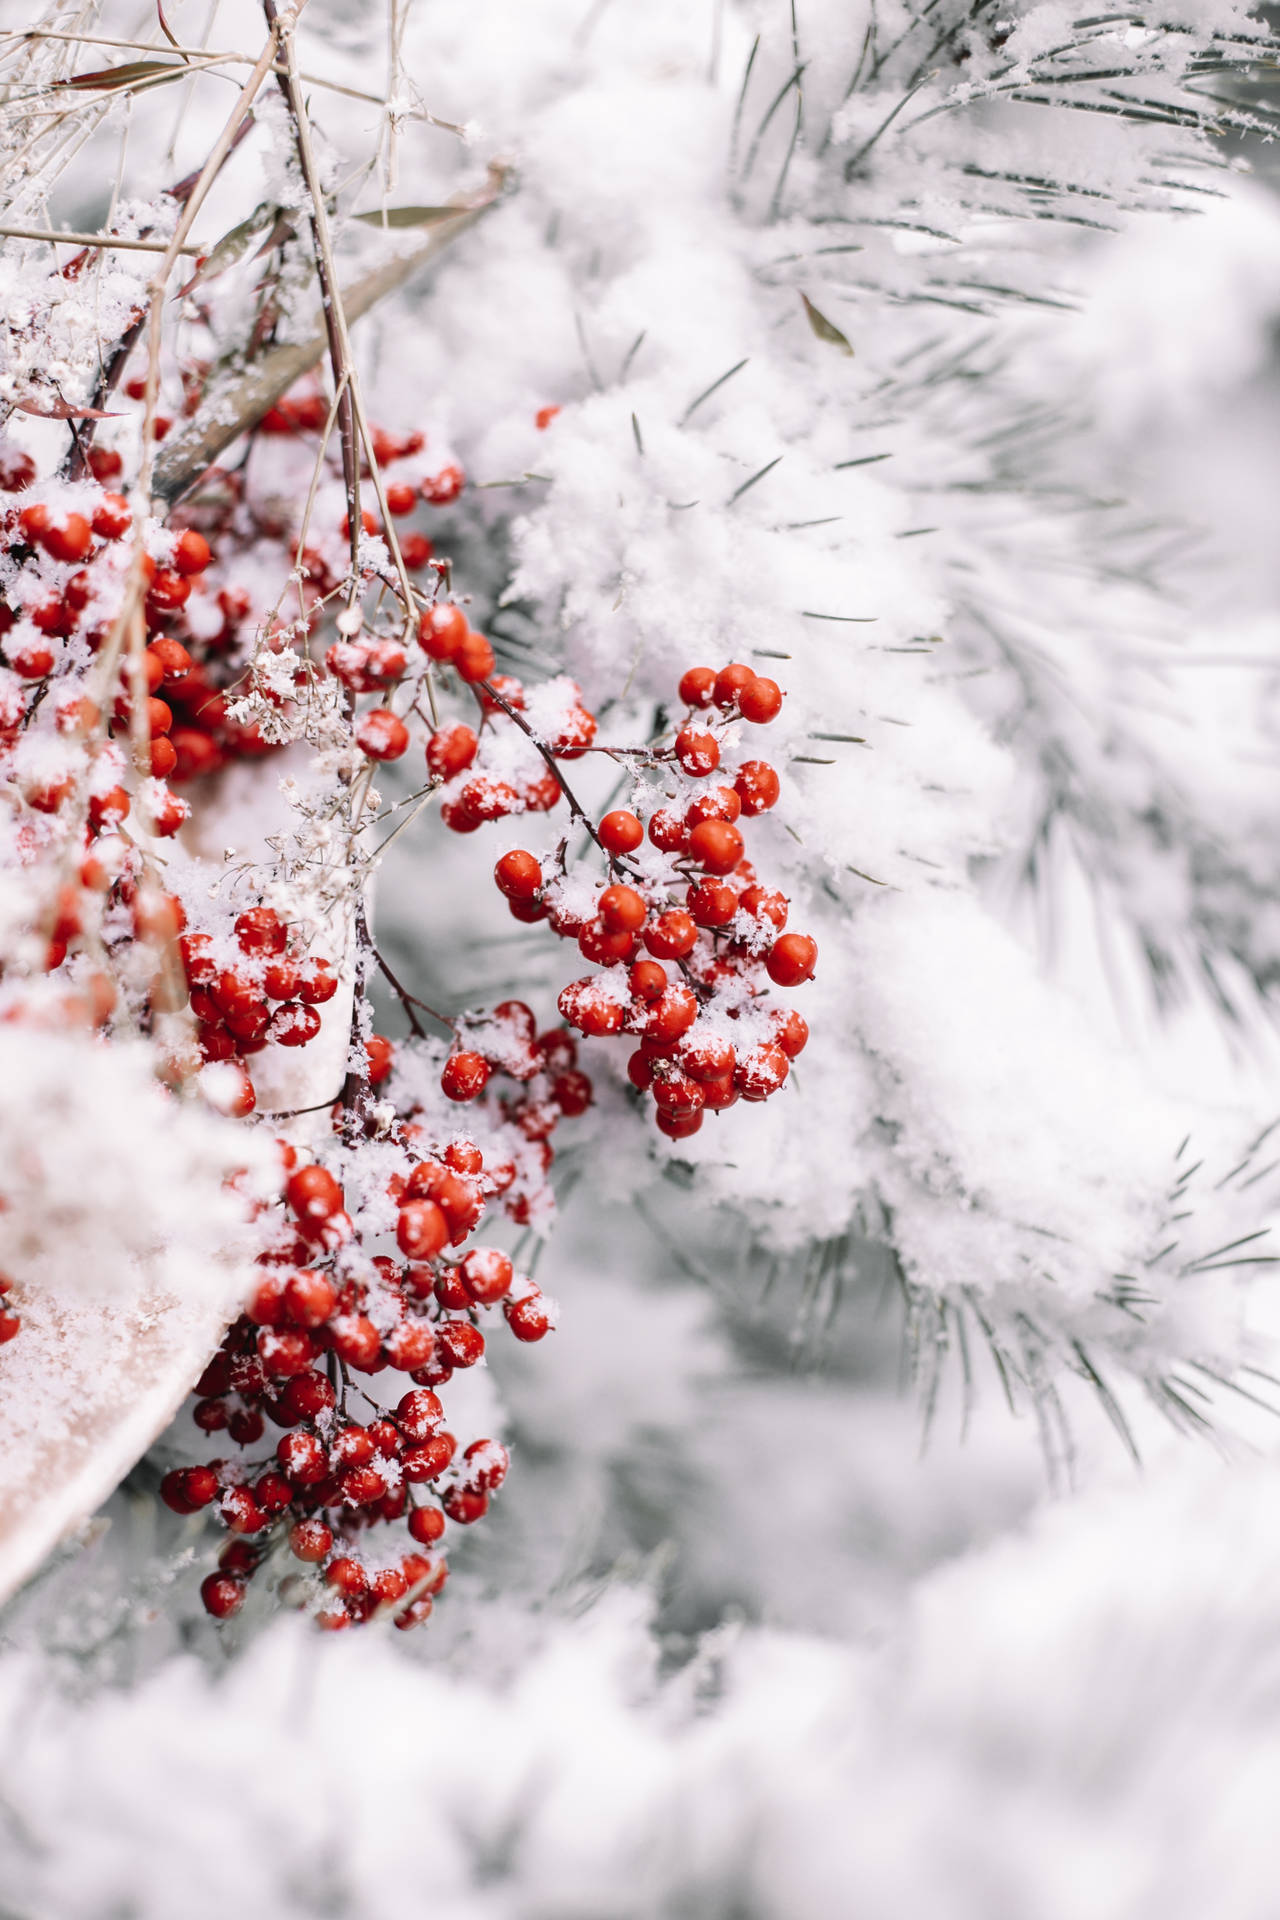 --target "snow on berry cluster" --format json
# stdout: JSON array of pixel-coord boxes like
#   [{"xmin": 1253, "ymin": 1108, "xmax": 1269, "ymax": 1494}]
[
  {"xmin": 490, "ymin": 663, "xmax": 816, "ymax": 1141},
  {"xmin": 0, "ymin": 335, "xmax": 818, "ymax": 1628},
  {"xmin": 0, "ymin": 359, "xmax": 630, "ymax": 1630},
  {"xmin": 163, "ymin": 1029, "xmax": 563, "ymax": 1631}
]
